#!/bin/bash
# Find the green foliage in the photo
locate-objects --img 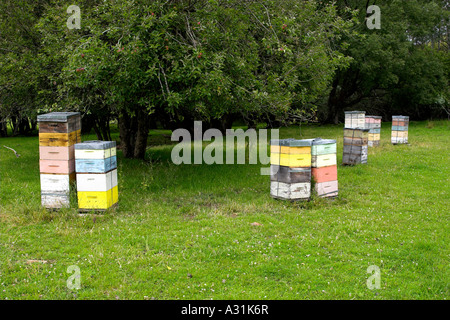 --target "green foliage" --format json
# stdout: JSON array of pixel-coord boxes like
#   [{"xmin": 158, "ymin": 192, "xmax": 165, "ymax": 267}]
[
  {"xmin": 36, "ymin": 0, "xmax": 352, "ymax": 124},
  {"xmin": 323, "ymin": 0, "xmax": 449, "ymax": 122}
]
